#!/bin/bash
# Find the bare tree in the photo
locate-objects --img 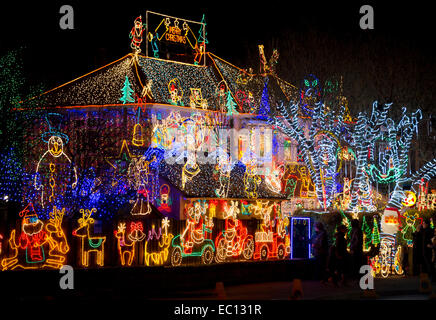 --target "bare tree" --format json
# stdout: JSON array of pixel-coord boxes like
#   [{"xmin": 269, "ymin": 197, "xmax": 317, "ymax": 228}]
[{"xmin": 270, "ymin": 100, "xmax": 345, "ymax": 210}]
